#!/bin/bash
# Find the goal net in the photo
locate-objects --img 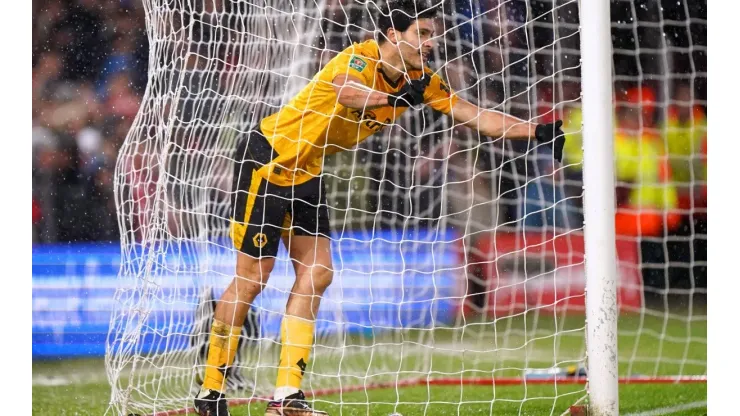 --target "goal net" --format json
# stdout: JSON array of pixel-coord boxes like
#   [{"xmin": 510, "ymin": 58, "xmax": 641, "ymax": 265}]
[{"xmin": 106, "ymin": 0, "xmax": 707, "ymax": 414}]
